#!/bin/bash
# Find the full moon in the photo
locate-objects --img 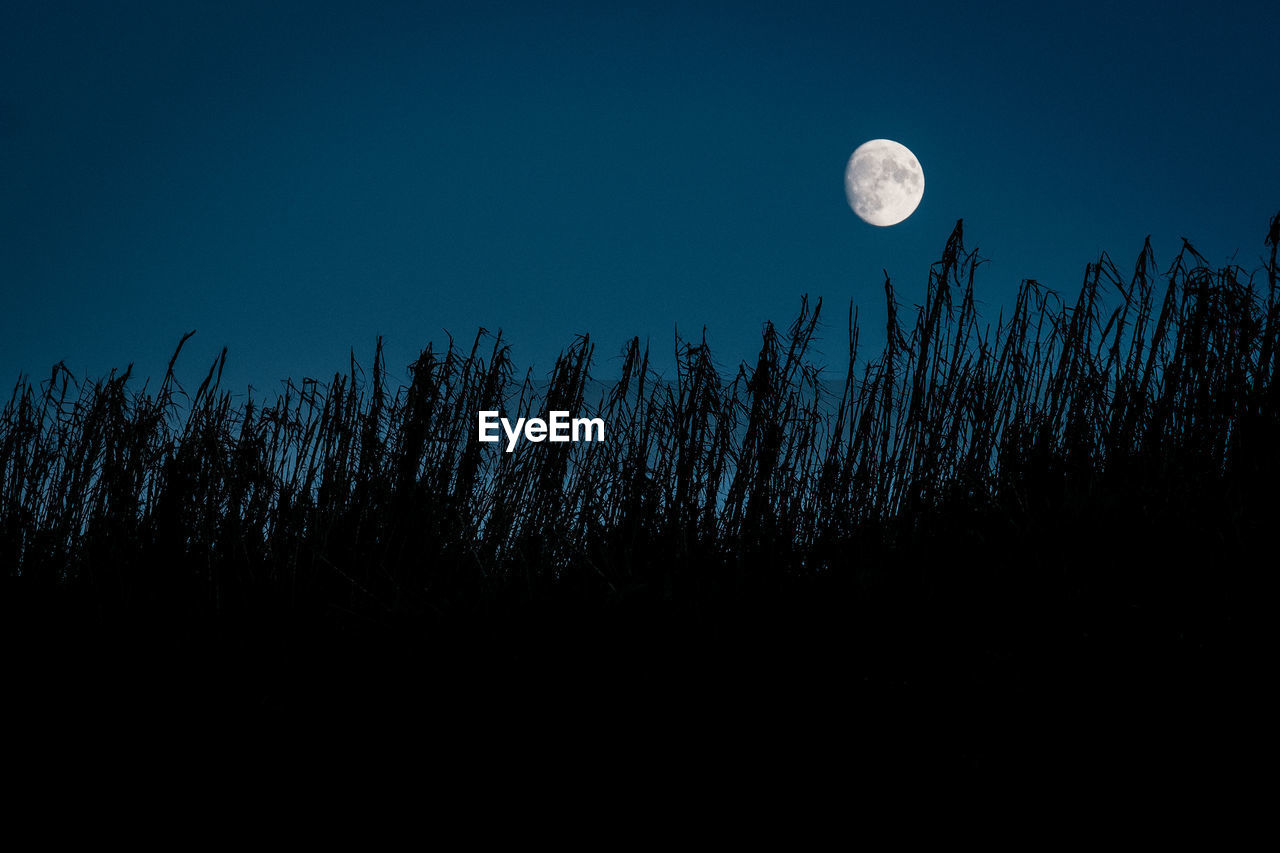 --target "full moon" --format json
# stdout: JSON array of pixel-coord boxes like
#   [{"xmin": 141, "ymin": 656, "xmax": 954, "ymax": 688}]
[{"xmin": 844, "ymin": 139, "xmax": 924, "ymax": 227}]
